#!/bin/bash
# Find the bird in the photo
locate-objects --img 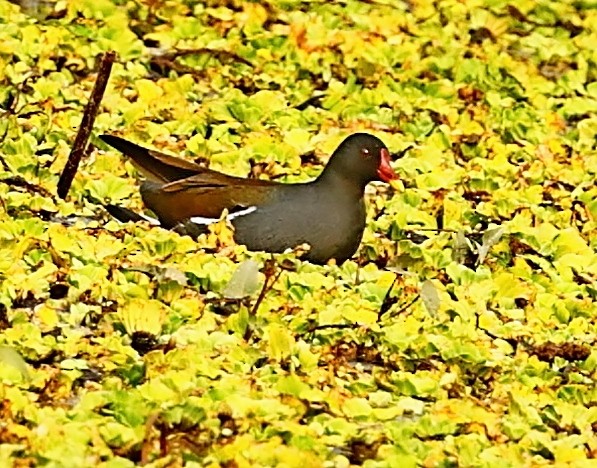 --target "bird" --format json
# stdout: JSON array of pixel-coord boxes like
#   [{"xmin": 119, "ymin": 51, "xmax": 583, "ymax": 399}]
[{"xmin": 99, "ymin": 133, "xmax": 398, "ymax": 264}]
